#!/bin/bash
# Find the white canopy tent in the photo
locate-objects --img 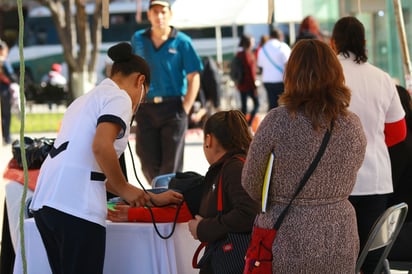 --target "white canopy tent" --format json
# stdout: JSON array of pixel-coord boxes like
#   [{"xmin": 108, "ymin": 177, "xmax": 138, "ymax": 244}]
[
  {"xmin": 170, "ymin": 0, "xmax": 272, "ymax": 65},
  {"xmin": 170, "ymin": 0, "xmax": 272, "ymax": 27},
  {"xmin": 169, "ymin": 0, "xmax": 304, "ymax": 65}
]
